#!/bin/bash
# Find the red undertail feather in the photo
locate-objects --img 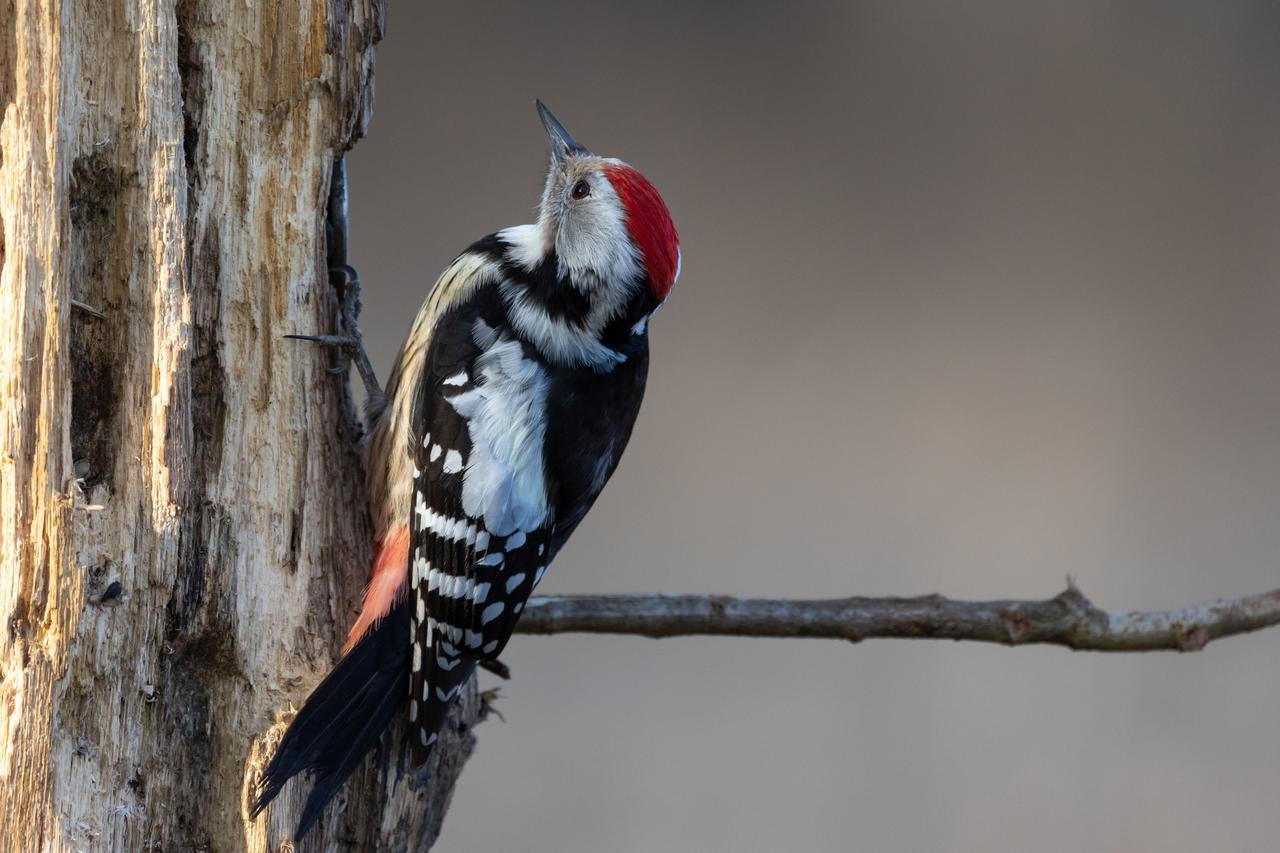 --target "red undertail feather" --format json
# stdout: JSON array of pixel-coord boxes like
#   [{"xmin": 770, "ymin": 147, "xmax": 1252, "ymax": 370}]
[
  {"xmin": 603, "ymin": 163, "xmax": 680, "ymax": 299},
  {"xmin": 344, "ymin": 525, "xmax": 410, "ymax": 653}
]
